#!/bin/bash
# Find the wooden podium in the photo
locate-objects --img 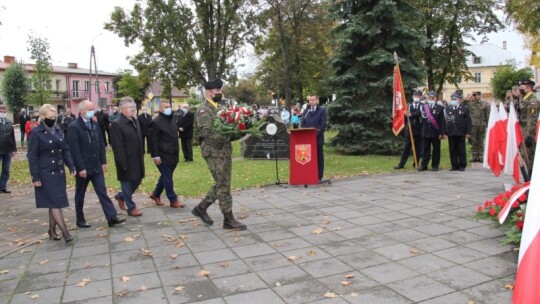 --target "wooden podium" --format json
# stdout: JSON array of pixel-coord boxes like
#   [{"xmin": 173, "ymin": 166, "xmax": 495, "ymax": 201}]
[{"xmin": 289, "ymin": 128, "xmax": 319, "ymax": 185}]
